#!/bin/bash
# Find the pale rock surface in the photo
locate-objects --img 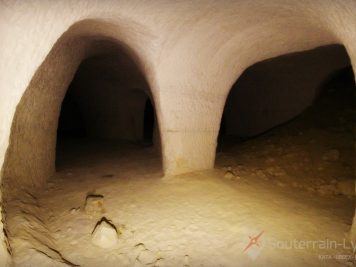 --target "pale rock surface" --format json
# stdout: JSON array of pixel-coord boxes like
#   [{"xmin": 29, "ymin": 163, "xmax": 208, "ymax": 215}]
[
  {"xmin": 84, "ymin": 194, "xmax": 104, "ymax": 215},
  {"xmin": 0, "ymin": 0, "xmax": 355, "ymax": 265},
  {"xmin": 224, "ymin": 170, "xmax": 241, "ymax": 181},
  {"xmin": 5, "ymin": 72, "xmax": 352, "ymax": 266},
  {"xmin": 91, "ymin": 218, "xmax": 120, "ymax": 249},
  {"xmin": 224, "ymin": 170, "xmax": 235, "ymax": 179},
  {"xmin": 137, "ymin": 249, "xmax": 158, "ymax": 265}
]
